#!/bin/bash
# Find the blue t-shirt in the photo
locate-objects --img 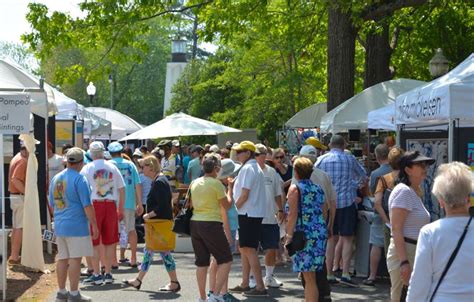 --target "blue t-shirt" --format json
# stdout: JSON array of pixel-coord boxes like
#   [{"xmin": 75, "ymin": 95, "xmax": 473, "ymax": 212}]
[
  {"xmin": 188, "ymin": 157, "xmax": 202, "ymax": 182},
  {"xmin": 140, "ymin": 173, "xmax": 152, "ymax": 205},
  {"xmin": 111, "ymin": 157, "xmax": 141, "ymax": 210},
  {"xmin": 183, "ymin": 155, "xmax": 191, "ymax": 184},
  {"xmin": 49, "ymin": 168, "xmax": 92, "ymax": 237}
]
